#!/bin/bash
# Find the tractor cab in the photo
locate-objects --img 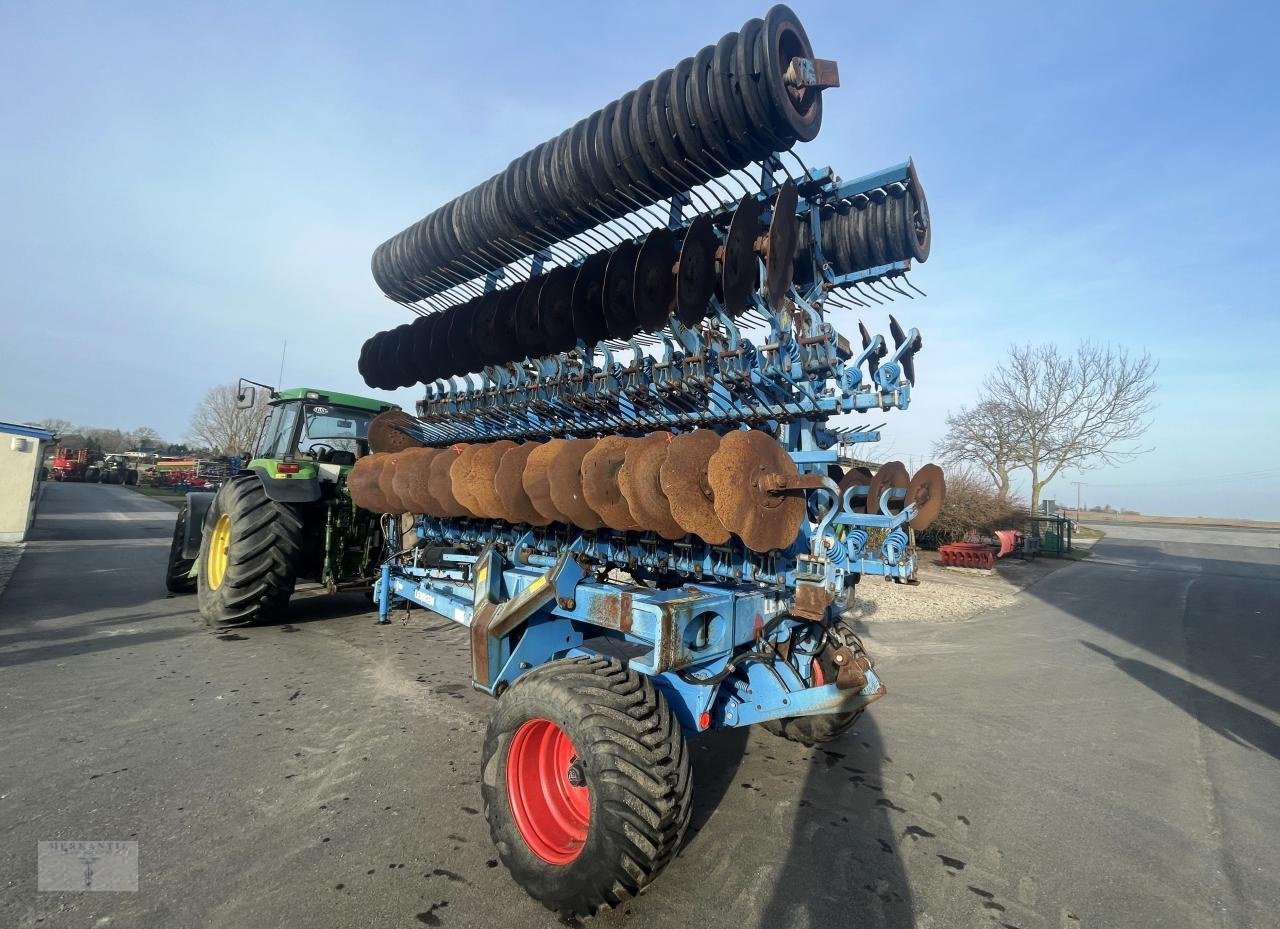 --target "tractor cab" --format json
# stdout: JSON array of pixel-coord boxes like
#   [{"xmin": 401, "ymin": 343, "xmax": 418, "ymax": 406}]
[{"xmin": 238, "ymin": 382, "xmax": 398, "ymax": 502}]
